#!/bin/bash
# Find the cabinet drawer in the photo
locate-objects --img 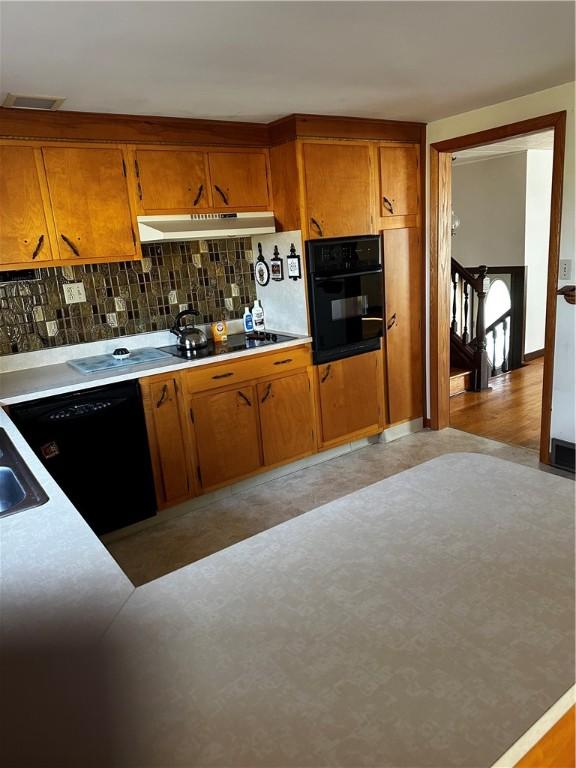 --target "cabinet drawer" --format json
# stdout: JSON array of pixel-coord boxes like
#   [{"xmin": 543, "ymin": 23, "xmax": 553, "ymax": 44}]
[{"xmin": 182, "ymin": 345, "xmax": 311, "ymax": 394}]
